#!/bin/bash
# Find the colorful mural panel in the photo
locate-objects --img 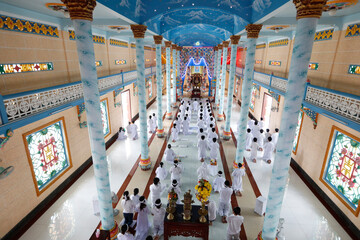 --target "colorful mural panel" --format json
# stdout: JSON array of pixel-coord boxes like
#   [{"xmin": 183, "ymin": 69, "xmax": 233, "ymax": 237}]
[
  {"xmin": 269, "ymin": 60, "xmax": 281, "ymax": 66},
  {"xmin": 314, "ymin": 29, "xmax": 334, "ymax": 41},
  {"xmin": 308, "ymin": 62, "xmax": 319, "ymax": 70},
  {"xmin": 115, "ymin": 60, "xmax": 127, "ymax": 65},
  {"xmin": 345, "ymin": 23, "xmax": 360, "ymax": 37},
  {"xmin": 348, "ymin": 65, "xmax": 360, "ymax": 75},
  {"xmin": 23, "ymin": 118, "xmax": 72, "ymax": 195}
]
